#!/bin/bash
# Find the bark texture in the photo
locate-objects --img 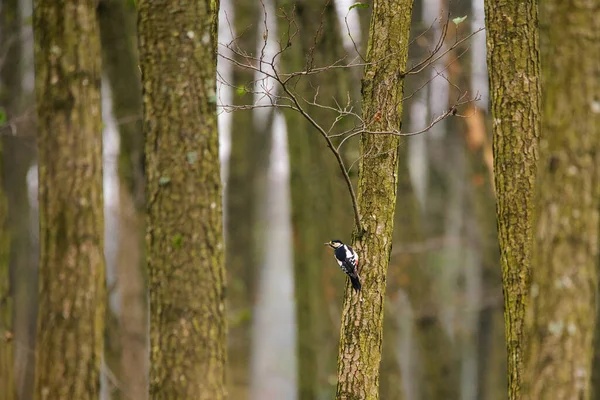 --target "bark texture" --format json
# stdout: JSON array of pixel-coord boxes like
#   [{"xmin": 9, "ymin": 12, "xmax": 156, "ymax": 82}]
[
  {"xmin": 335, "ymin": 1, "xmax": 413, "ymax": 398},
  {"xmin": 98, "ymin": 1, "xmax": 148, "ymax": 398},
  {"xmin": 138, "ymin": 0, "xmax": 227, "ymax": 398},
  {"xmin": 33, "ymin": 0, "xmax": 106, "ymax": 397},
  {"xmin": 483, "ymin": 0, "xmax": 541, "ymax": 398},
  {"xmin": 524, "ymin": 1, "xmax": 600, "ymax": 399}
]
